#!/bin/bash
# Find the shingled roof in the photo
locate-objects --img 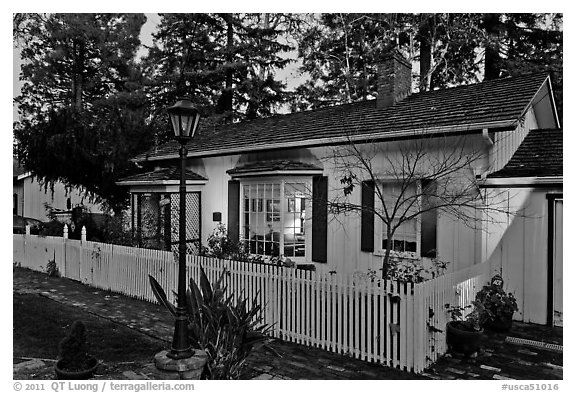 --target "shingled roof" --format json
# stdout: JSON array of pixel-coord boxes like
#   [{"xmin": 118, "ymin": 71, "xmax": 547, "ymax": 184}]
[
  {"xmin": 227, "ymin": 160, "xmax": 323, "ymax": 175},
  {"xmin": 488, "ymin": 128, "xmax": 563, "ymax": 179},
  {"xmin": 117, "ymin": 167, "xmax": 206, "ymax": 184},
  {"xmin": 137, "ymin": 72, "xmax": 551, "ymax": 162}
]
